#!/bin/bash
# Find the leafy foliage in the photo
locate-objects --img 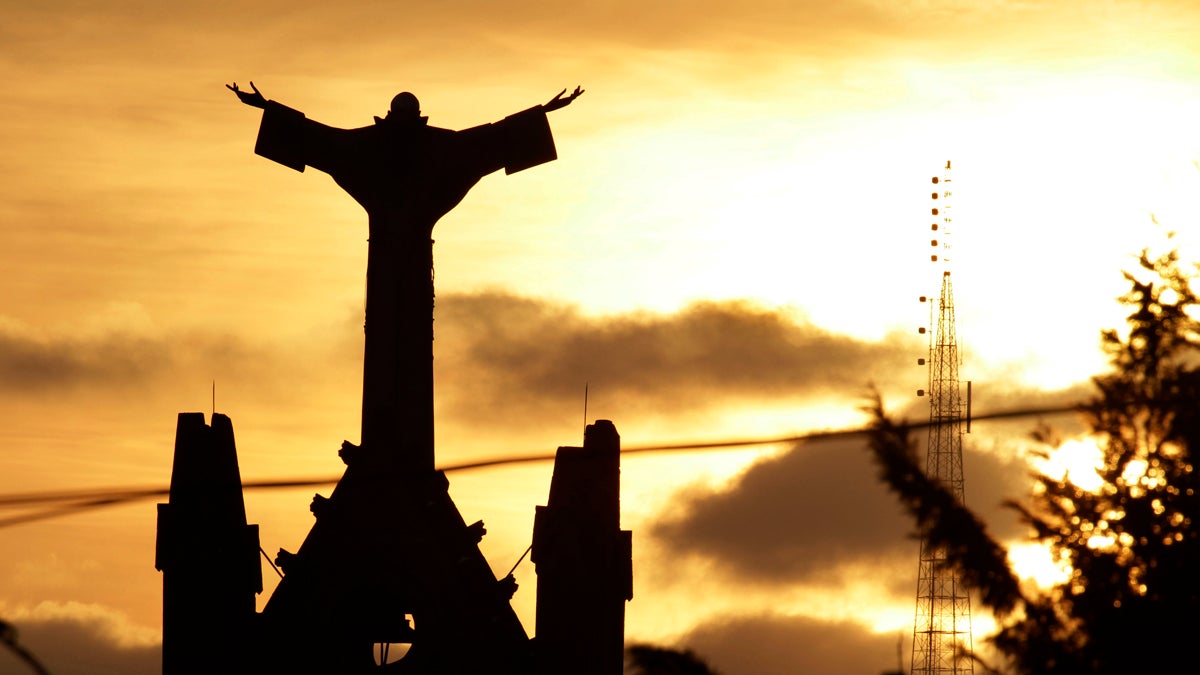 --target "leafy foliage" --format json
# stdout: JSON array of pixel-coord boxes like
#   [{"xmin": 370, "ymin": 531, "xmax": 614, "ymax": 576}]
[{"xmin": 868, "ymin": 249, "xmax": 1200, "ymax": 674}]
